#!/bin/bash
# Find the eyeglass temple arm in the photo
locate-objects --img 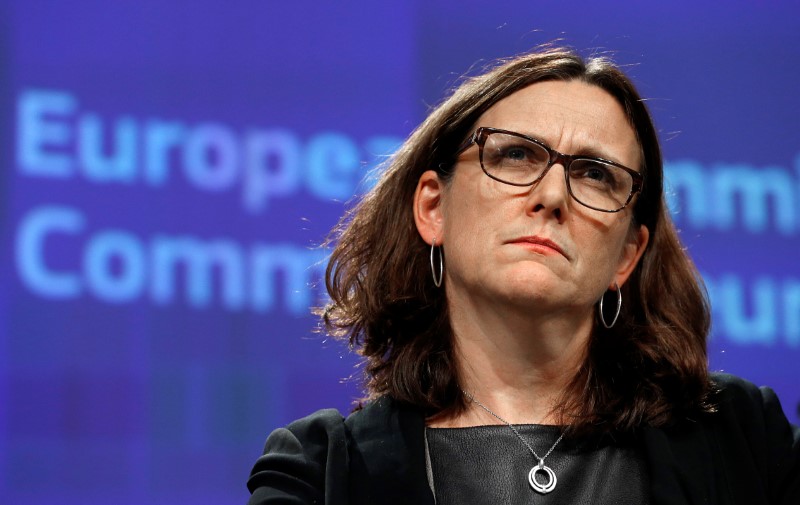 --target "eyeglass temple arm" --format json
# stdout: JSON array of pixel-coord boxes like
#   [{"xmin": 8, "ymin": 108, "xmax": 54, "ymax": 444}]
[
  {"xmin": 453, "ymin": 130, "xmax": 479, "ymax": 157},
  {"xmin": 437, "ymin": 131, "xmax": 479, "ymax": 172}
]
